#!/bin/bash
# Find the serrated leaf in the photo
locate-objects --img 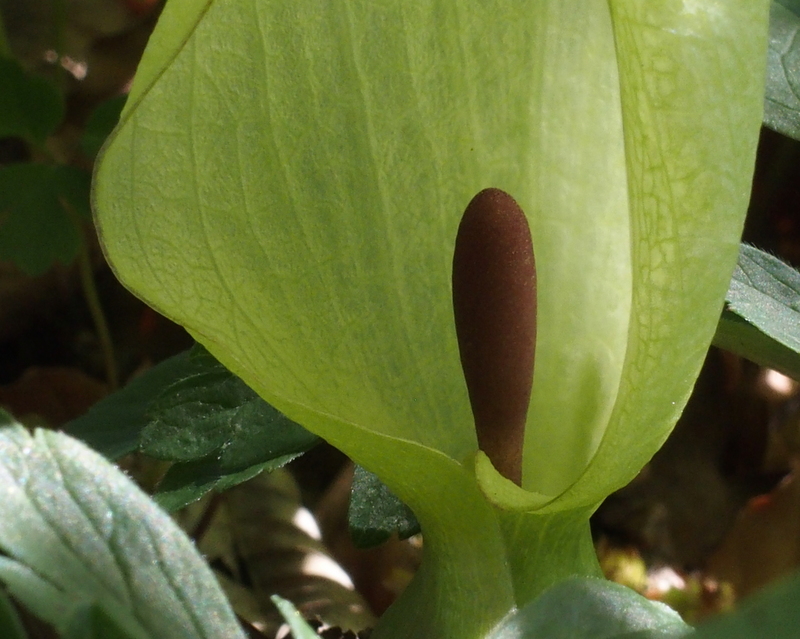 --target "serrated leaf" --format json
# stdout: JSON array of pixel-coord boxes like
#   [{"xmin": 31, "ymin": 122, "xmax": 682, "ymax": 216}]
[
  {"xmin": 693, "ymin": 571, "xmax": 800, "ymax": 638},
  {"xmin": 81, "ymin": 95, "xmax": 127, "ymax": 159},
  {"xmin": 0, "ymin": 416, "xmax": 247, "ymax": 639},
  {"xmin": 140, "ymin": 345, "xmax": 319, "ymax": 470},
  {"xmin": 270, "ymin": 596, "xmax": 318, "ymax": 639},
  {"xmin": 0, "ymin": 589, "xmax": 28, "ymax": 639},
  {"xmin": 486, "ymin": 577, "xmax": 691, "ymax": 639},
  {"xmin": 349, "ymin": 465, "xmax": 420, "ymax": 548},
  {"xmin": 723, "ymin": 244, "xmax": 800, "ymax": 372},
  {"xmin": 0, "ymin": 163, "xmax": 91, "ymax": 276},
  {"xmin": 65, "ymin": 349, "xmax": 202, "ymax": 459},
  {"xmin": 765, "ymin": 1, "xmax": 800, "ymax": 139},
  {"xmin": 65, "ymin": 344, "xmax": 319, "ymax": 501},
  {"xmin": 0, "ymin": 58, "xmax": 64, "ymax": 144}
]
